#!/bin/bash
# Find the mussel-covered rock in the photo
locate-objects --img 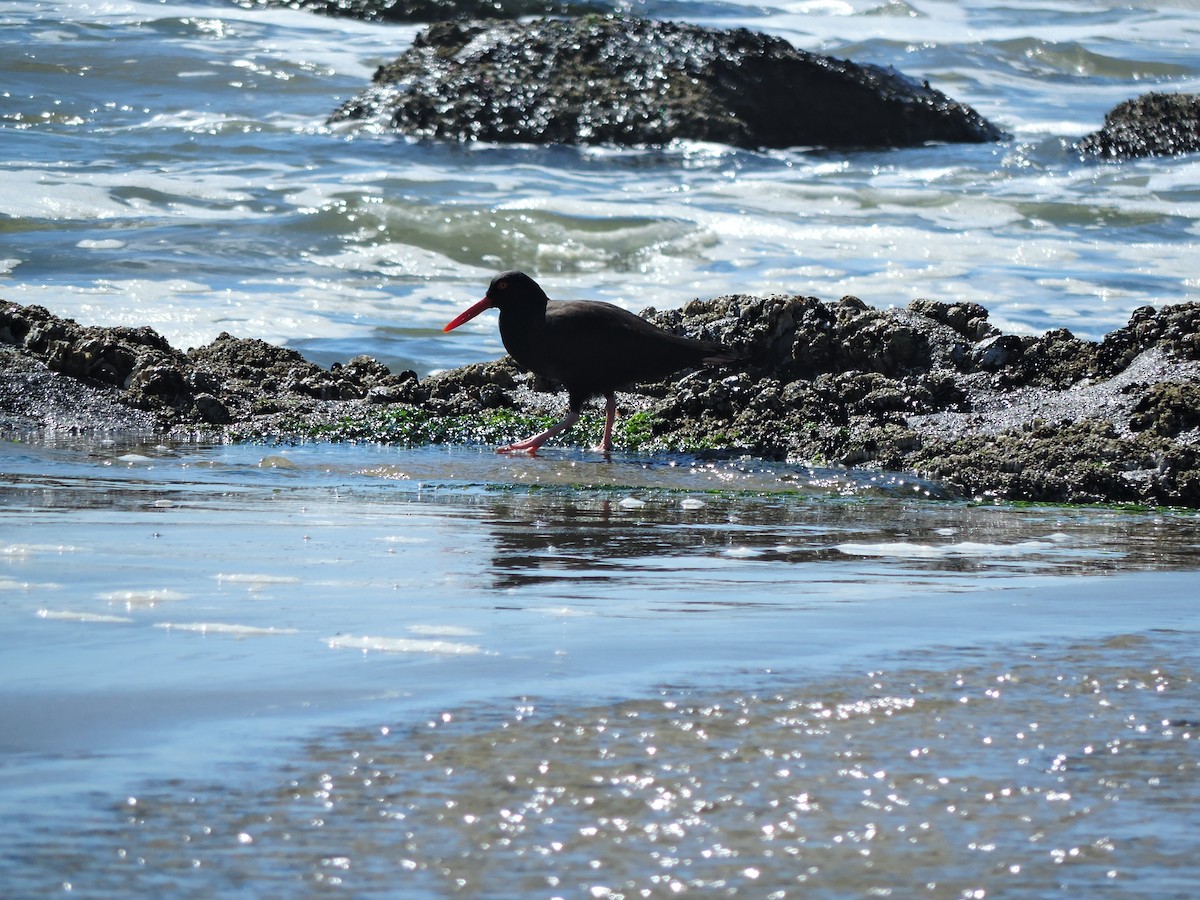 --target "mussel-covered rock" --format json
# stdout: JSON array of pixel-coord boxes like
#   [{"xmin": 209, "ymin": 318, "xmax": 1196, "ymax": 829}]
[
  {"xmin": 1075, "ymin": 92, "xmax": 1200, "ymax": 159},
  {"xmin": 4, "ymin": 293, "xmax": 1200, "ymax": 507},
  {"xmin": 332, "ymin": 16, "xmax": 1006, "ymax": 150}
]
